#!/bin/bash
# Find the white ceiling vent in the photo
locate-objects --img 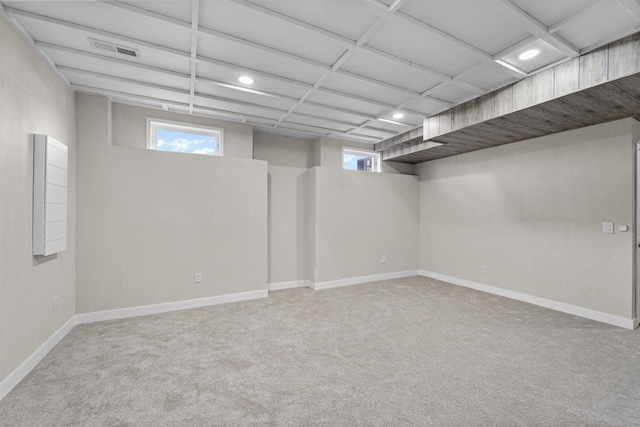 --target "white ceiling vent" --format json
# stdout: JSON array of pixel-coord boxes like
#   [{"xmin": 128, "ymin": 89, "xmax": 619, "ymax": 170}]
[{"xmin": 89, "ymin": 38, "xmax": 140, "ymax": 58}]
